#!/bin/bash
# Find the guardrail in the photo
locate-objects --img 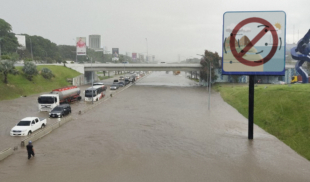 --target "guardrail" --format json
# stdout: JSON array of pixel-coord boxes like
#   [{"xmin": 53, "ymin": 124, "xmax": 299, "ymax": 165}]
[
  {"xmin": 0, "ymin": 148, "xmax": 13, "ymax": 162},
  {"xmin": 21, "ymin": 116, "xmax": 72, "ymax": 147}
]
